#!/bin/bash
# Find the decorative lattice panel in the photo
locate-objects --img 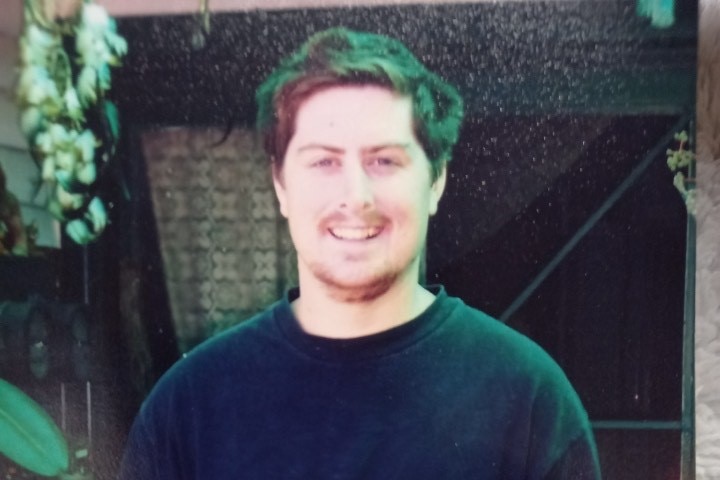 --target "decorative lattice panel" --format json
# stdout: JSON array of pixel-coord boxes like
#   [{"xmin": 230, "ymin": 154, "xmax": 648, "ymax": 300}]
[{"xmin": 141, "ymin": 128, "xmax": 297, "ymax": 351}]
